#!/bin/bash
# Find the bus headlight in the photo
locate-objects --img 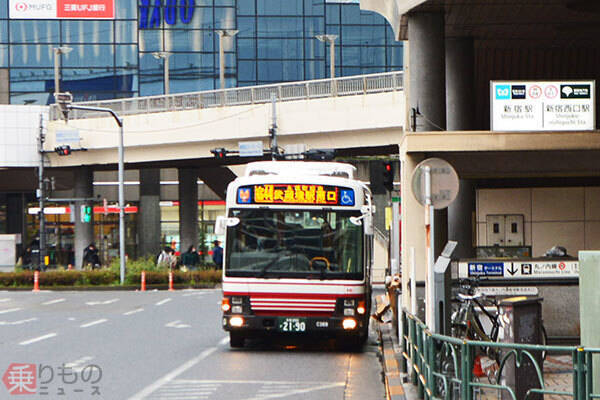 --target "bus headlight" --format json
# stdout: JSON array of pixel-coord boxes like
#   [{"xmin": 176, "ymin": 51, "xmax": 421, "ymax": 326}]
[
  {"xmin": 342, "ymin": 318, "xmax": 357, "ymax": 330},
  {"xmin": 229, "ymin": 316, "xmax": 244, "ymax": 327}
]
